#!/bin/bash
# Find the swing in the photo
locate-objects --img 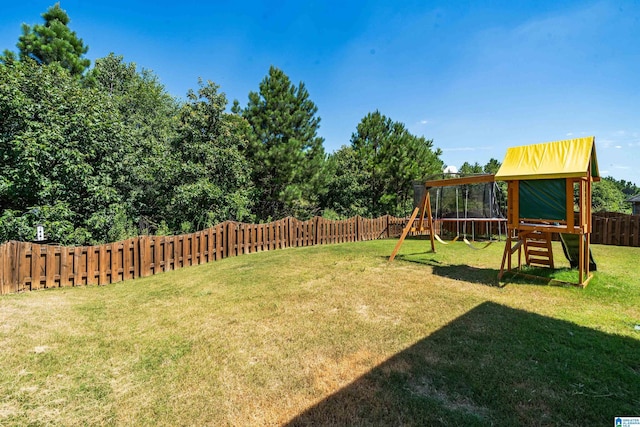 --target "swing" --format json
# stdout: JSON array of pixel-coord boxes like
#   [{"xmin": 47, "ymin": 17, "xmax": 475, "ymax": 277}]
[
  {"xmin": 432, "ymin": 177, "xmax": 504, "ymax": 248},
  {"xmin": 461, "ymin": 186, "xmax": 493, "ymax": 250},
  {"xmin": 390, "ymin": 174, "xmax": 505, "ymax": 261},
  {"xmin": 432, "ymin": 187, "xmax": 458, "ymax": 244}
]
